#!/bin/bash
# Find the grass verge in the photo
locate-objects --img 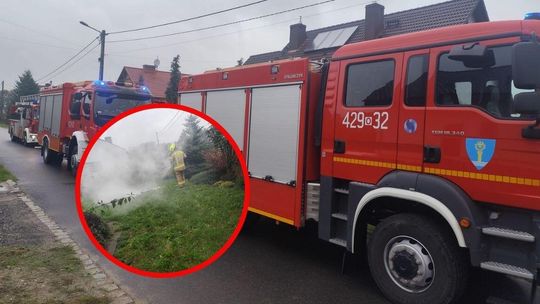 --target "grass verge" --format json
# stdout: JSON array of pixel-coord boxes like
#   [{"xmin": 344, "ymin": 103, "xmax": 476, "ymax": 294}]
[
  {"xmin": 0, "ymin": 163, "xmax": 16, "ymax": 182},
  {"xmin": 0, "ymin": 245, "xmax": 109, "ymax": 304},
  {"xmin": 87, "ymin": 181, "xmax": 244, "ymax": 272}
]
